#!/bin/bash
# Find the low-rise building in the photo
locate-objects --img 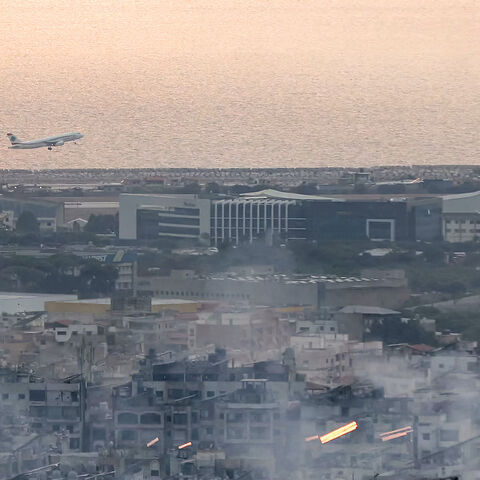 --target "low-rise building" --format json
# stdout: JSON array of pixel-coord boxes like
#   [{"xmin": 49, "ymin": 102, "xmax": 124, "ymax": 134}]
[{"xmin": 442, "ymin": 191, "xmax": 480, "ymax": 242}]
